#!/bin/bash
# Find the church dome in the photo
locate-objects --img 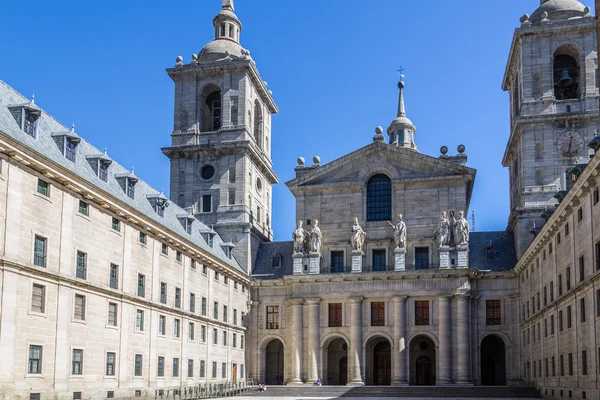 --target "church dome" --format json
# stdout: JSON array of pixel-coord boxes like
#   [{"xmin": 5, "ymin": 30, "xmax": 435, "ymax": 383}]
[
  {"xmin": 198, "ymin": 39, "xmax": 244, "ymax": 62},
  {"xmin": 529, "ymin": 0, "xmax": 588, "ymax": 24},
  {"xmin": 197, "ymin": 1, "xmax": 245, "ymax": 62}
]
